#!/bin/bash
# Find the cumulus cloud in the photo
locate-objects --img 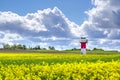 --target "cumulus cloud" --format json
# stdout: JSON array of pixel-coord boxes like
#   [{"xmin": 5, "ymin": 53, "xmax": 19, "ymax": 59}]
[
  {"xmin": 0, "ymin": 0, "xmax": 120, "ymax": 51},
  {"xmin": 0, "ymin": 7, "xmax": 81, "ymax": 49},
  {"xmin": 81, "ymin": 0, "xmax": 120, "ymax": 51}
]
